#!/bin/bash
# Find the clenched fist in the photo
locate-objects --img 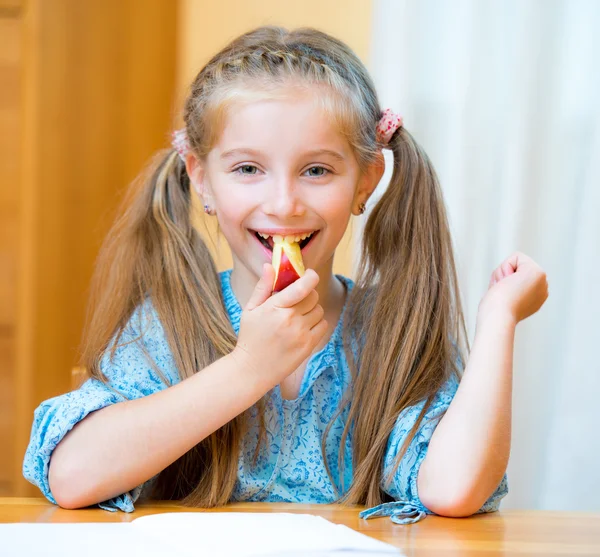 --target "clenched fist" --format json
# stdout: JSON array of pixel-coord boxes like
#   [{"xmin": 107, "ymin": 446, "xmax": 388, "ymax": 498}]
[{"xmin": 478, "ymin": 252, "xmax": 549, "ymax": 325}]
